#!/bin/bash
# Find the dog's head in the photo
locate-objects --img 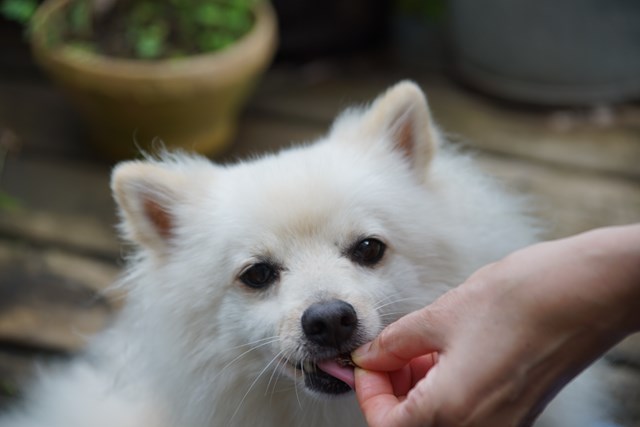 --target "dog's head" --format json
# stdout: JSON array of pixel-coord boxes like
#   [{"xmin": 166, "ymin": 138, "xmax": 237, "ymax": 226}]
[{"xmin": 111, "ymin": 81, "xmax": 461, "ymax": 398}]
